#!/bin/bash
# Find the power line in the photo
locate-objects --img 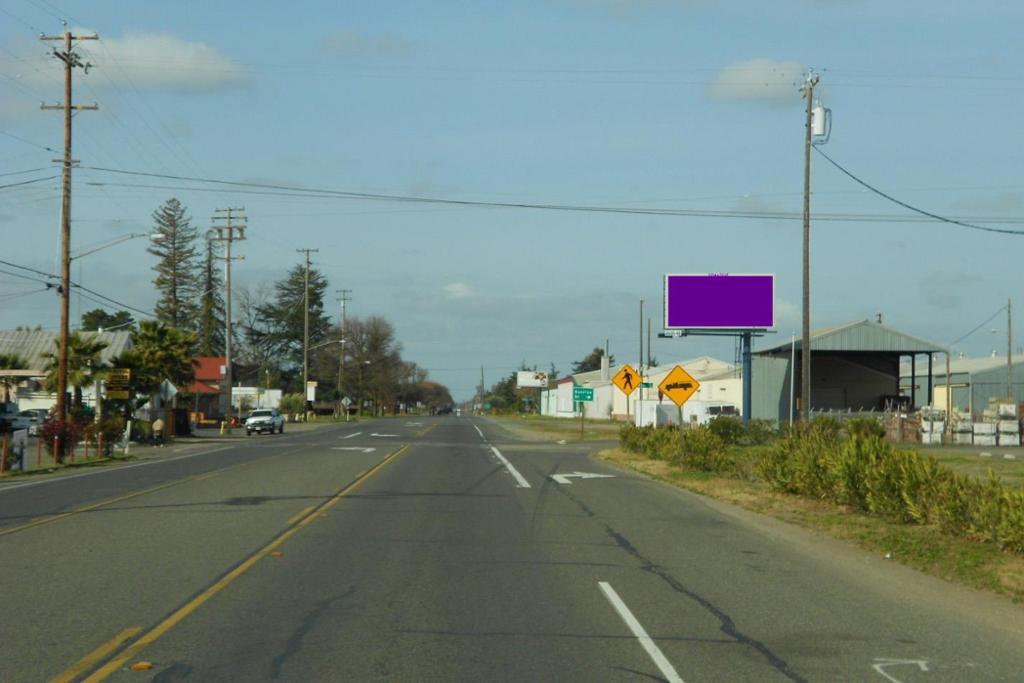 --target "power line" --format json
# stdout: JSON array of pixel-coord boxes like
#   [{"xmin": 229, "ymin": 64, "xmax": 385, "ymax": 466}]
[
  {"xmin": 0, "ymin": 166, "xmax": 55, "ymax": 178},
  {"xmin": 0, "ymin": 131, "xmax": 59, "ymax": 153},
  {"xmin": 813, "ymin": 146, "xmax": 1024, "ymax": 236},
  {"xmin": 948, "ymin": 305, "xmax": 1009, "ymax": 348},
  {"xmin": 78, "ymin": 166, "xmax": 1024, "ymax": 226},
  {"xmin": 0, "ymin": 175, "xmax": 59, "ymax": 190}
]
